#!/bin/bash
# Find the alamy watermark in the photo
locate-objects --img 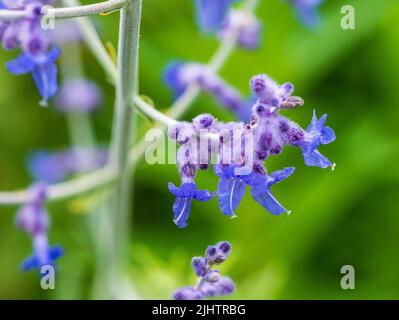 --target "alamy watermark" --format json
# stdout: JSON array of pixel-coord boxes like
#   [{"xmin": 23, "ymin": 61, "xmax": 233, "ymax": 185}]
[
  {"xmin": 340, "ymin": 265, "xmax": 355, "ymax": 290},
  {"xmin": 341, "ymin": 5, "xmax": 355, "ymax": 30}
]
